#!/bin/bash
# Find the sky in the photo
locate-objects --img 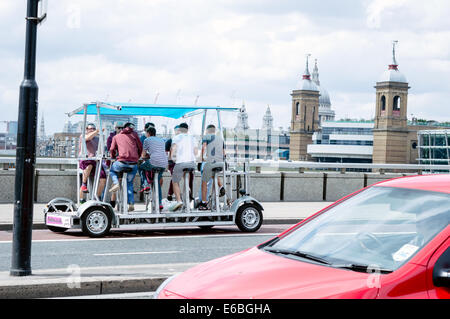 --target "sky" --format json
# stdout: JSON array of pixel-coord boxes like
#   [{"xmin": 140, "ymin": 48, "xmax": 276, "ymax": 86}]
[{"xmin": 1, "ymin": 0, "xmax": 450, "ymax": 134}]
